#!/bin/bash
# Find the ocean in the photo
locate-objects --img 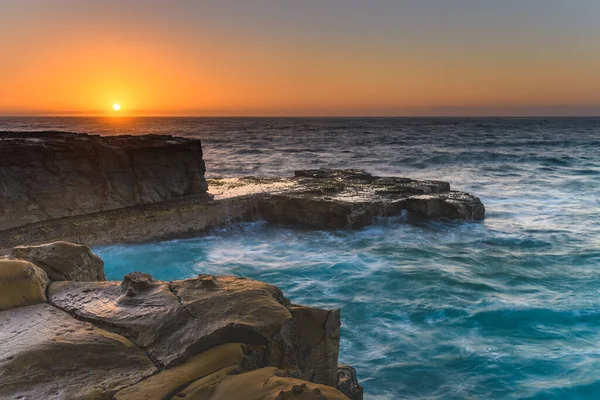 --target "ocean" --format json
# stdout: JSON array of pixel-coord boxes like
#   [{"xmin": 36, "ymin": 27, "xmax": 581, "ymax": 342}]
[{"xmin": 3, "ymin": 117, "xmax": 600, "ymax": 399}]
